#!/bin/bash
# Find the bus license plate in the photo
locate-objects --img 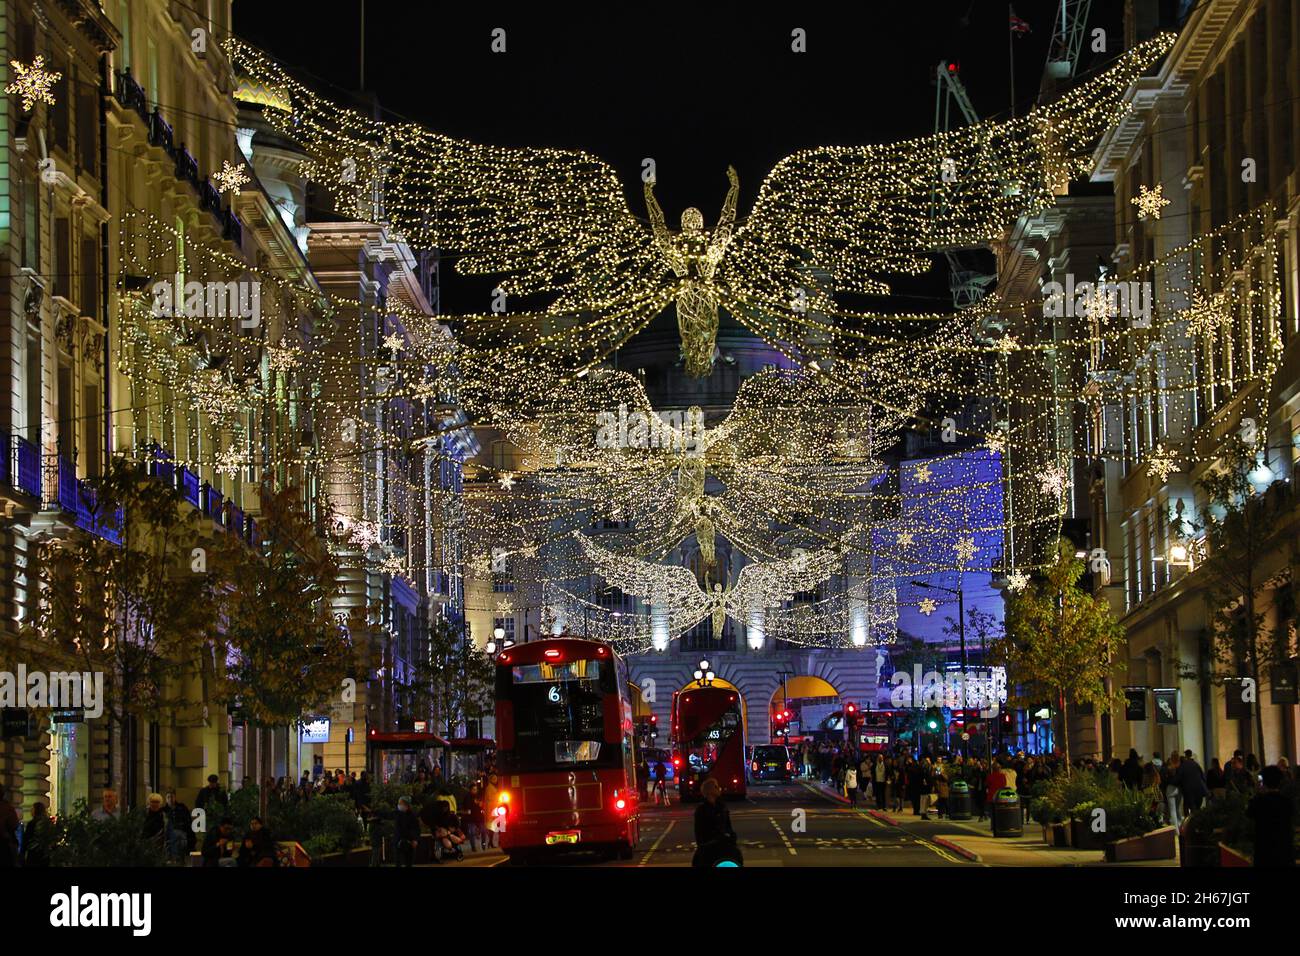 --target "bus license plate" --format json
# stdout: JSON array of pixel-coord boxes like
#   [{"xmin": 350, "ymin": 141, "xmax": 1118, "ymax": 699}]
[{"xmin": 545, "ymin": 831, "xmax": 580, "ymax": 845}]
